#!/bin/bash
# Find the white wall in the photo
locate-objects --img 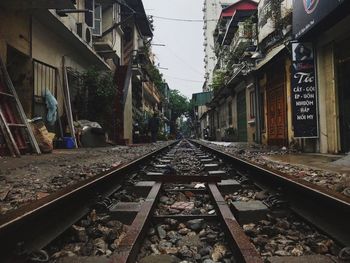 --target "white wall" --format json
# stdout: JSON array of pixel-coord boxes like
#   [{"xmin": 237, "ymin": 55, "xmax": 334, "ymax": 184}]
[{"xmin": 203, "ymin": 0, "xmax": 238, "ymax": 91}]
